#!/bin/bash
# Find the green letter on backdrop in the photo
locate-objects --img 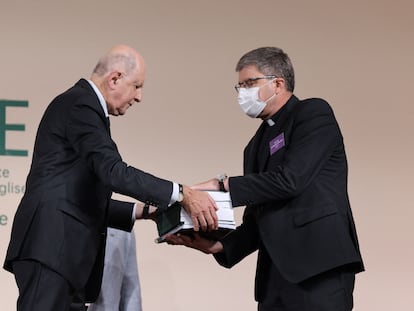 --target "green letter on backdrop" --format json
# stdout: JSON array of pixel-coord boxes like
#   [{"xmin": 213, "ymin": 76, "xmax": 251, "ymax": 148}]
[{"xmin": 0, "ymin": 100, "xmax": 28, "ymax": 156}]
